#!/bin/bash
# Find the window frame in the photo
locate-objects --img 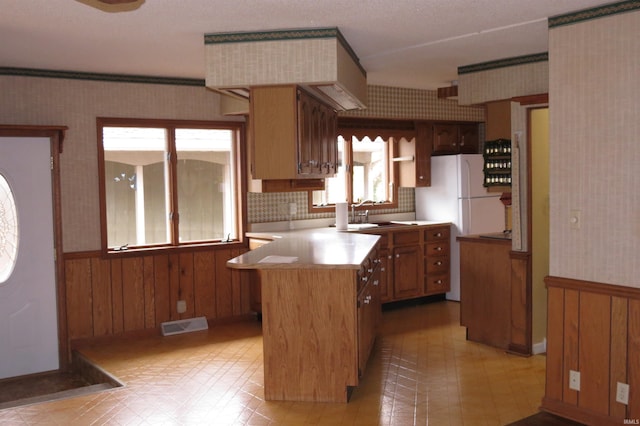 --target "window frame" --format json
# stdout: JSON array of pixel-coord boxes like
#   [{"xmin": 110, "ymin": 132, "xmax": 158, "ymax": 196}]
[
  {"xmin": 97, "ymin": 117, "xmax": 246, "ymax": 255},
  {"xmin": 309, "ymin": 117, "xmax": 417, "ymax": 213}
]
